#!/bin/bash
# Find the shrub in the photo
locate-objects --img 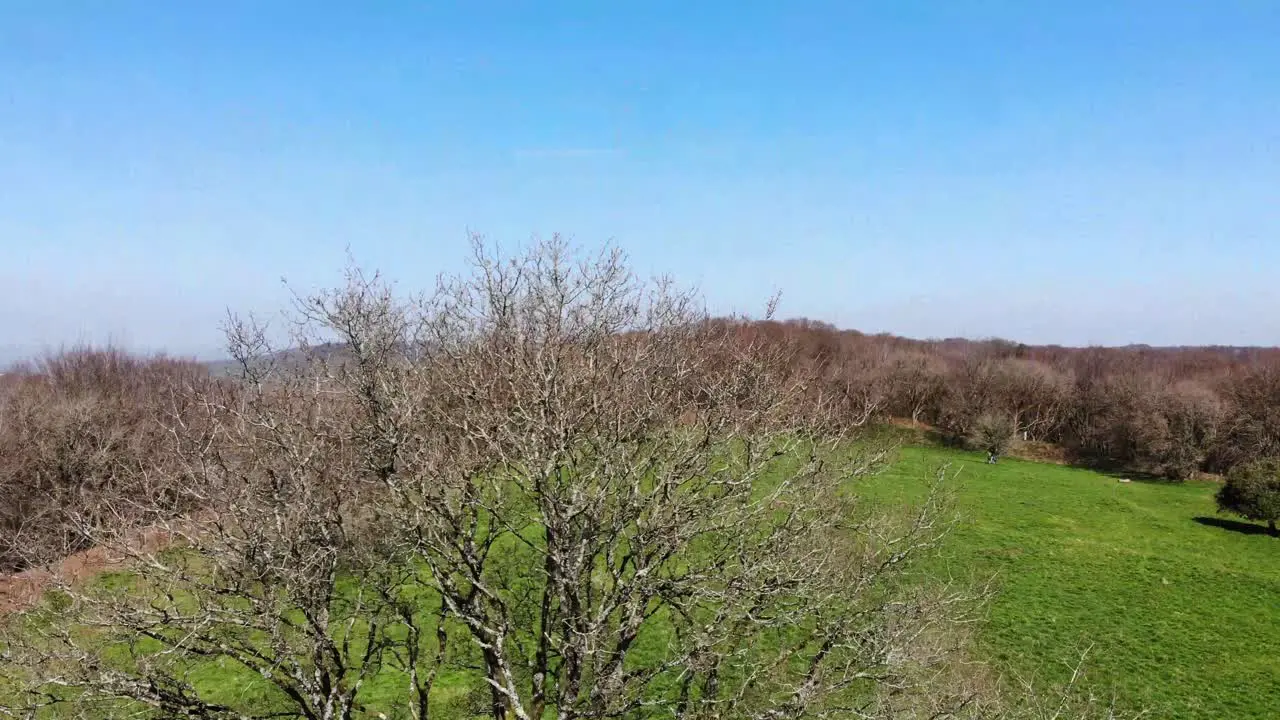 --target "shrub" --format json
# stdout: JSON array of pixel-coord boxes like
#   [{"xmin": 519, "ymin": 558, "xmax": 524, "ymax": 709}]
[
  {"xmin": 972, "ymin": 413, "xmax": 1017, "ymax": 464},
  {"xmin": 1217, "ymin": 457, "xmax": 1280, "ymax": 535}
]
